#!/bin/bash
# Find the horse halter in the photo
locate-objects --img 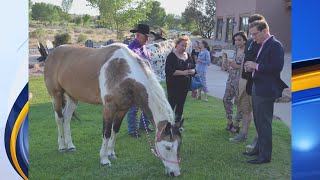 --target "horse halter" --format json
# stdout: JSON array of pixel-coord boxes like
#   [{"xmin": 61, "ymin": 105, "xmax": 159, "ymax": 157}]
[
  {"xmin": 154, "ymin": 127, "xmax": 181, "ymax": 164},
  {"xmin": 141, "ymin": 114, "xmax": 180, "ymax": 164}
]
